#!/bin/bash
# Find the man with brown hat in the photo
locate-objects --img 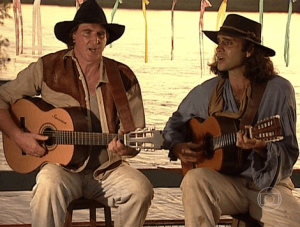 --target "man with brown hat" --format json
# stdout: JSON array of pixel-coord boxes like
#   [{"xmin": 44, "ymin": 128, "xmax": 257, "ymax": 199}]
[
  {"xmin": 0, "ymin": 0, "xmax": 153, "ymax": 226},
  {"xmin": 163, "ymin": 14, "xmax": 300, "ymax": 226}
]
